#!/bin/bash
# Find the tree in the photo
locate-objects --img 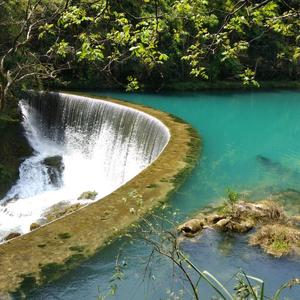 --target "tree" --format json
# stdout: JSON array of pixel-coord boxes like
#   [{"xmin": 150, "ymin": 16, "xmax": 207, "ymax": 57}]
[
  {"xmin": 50, "ymin": 0, "xmax": 300, "ymax": 91},
  {"xmin": 0, "ymin": 0, "xmax": 70, "ymax": 111},
  {"xmin": 1, "ymin": 0, "xmax": 299, "ymax": 111}
]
